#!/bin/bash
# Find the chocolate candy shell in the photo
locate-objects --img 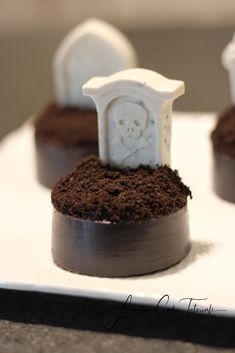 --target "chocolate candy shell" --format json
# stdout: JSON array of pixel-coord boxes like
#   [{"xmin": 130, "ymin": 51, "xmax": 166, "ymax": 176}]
[
  {"xmin": 213, "ymin": 150, "xmax": 235, "ymax": 203},
  {"xmin": 35, "ymin": 138, "xmax": 98, "ymax": 188},
  {"xmin": 52, "ymin": 206, "xmax": 190, "ymax": 277}
]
